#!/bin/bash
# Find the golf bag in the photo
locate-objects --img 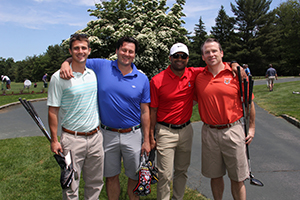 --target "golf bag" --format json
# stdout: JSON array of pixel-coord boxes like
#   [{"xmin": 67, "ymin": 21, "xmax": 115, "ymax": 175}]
[{"xmin": 133, "ymin": 150, "xmax": 159, "ymax": 196}]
